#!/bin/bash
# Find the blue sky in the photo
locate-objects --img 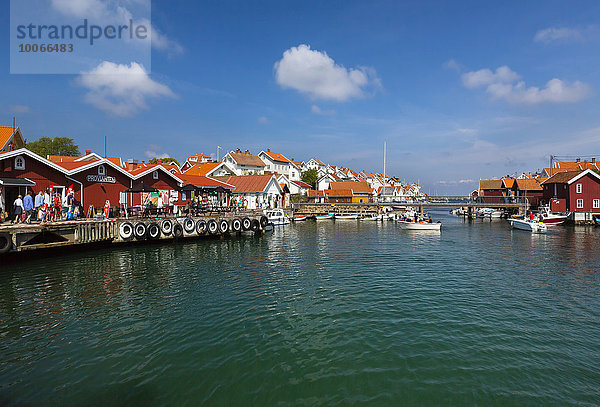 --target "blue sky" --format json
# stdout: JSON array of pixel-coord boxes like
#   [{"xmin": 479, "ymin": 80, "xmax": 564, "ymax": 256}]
[{"xmin": 2, "ymin": 0, "xmax": 600, "ymax": 194}]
